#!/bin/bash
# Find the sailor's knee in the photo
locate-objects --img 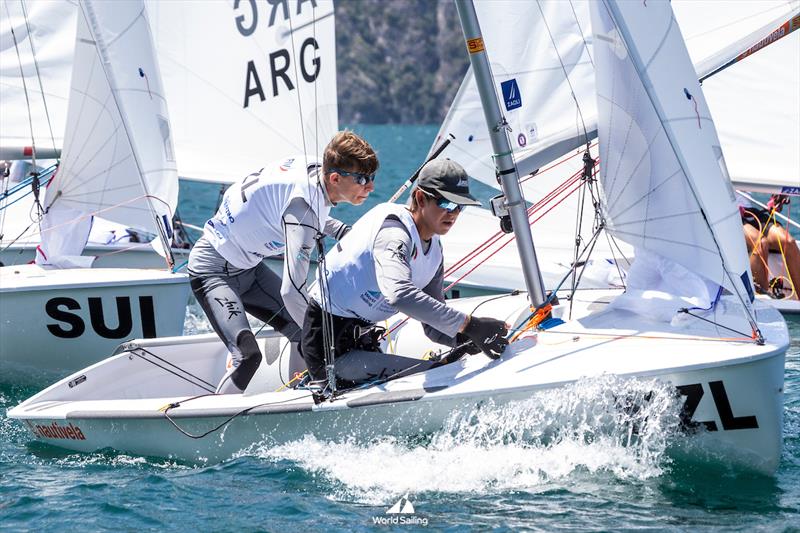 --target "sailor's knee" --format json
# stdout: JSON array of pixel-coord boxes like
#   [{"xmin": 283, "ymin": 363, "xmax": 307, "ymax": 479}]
[{"xmin": 231, "ymin": 330, "xmax": 262, "ymax": 390}]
